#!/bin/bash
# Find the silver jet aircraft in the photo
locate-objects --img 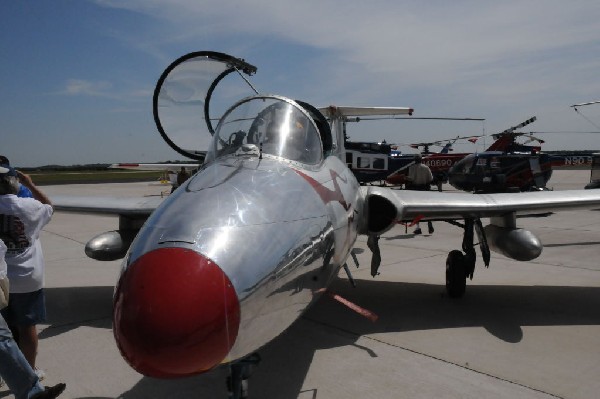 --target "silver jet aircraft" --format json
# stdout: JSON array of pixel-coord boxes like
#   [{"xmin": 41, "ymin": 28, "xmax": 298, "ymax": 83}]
[{"xmin": 51, "ymin": 51, "xmax": 600, "ymax": 398}]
